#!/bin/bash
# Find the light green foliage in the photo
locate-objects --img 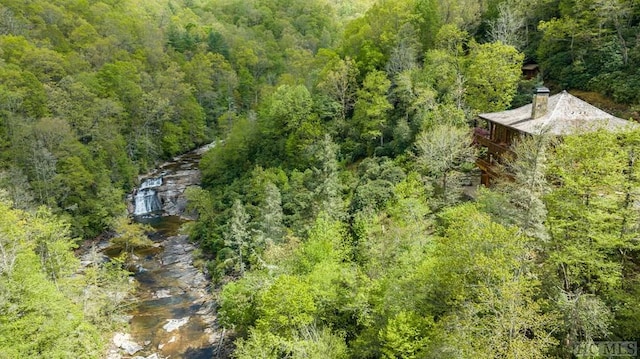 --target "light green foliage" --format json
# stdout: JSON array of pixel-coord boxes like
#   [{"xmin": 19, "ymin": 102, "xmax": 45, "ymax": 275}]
[
  {"xmin": 78, "ymin": 252, "xmax": 134, "ymax": 332},
  {"xmin": 420, "ymin": 204, "xmax": 556, "ymax": 358},
  {"xmin": 219, "ymin": 272, "xmax": 266, "ymax": 335},
  {"xmin": 422, "ymin": 25, "xmax": 468, "ymax": 110},
  {"xmin": 437, "ymin": 0, "xmax": 492, "ymax": 30},
  {"xmin": 421, "ymin": 24, "xmax": 524, "ymax": 116},
  {"xmin": 385, "ymin": 23, "xmax": 420, "ymax": 77},
  {"xmin": 353, "ymin": 70, "xmax": 392, "ymax": 153},
  {"xmin": 310, "ymin": 135, "xmax": 344, "ymax": 220},
  {"xmin": 355, "ymin": 172, "xmax": 431, "ymax": 281},
  {"xmin": 340, "ymin": 0, "xmax": 419, "ymax": 73},
  {"xmin": 0, "ymin": 201, "xmax": 105, "ymax": 358},
  {"xmin": 0, "ymin": 167, "xmax": 34, "ymax": 210},
  {"xmin": 235, "ymin": 326, "xmax": 348, "ymax": 359},
  {"xmin": 545, "ymin": 130, "xmax": 628, "ymax": 293},
  {"xmin": 293, "ymin": 214, "xmax": 348, "ymax": 274},
  {"xmin": 391, "ymin": 68, "xmax": 437, "ymax": 132},
  {"xmin": 556, "ymin": 291, "xmax": 611, "ymax": 352},
  {"xmin": 544, "ymin": 129, "xmax": 640, "ymax": 351},
  {"xmin": 464, "ymin": 40, "xmax": 524, "ymax": 114},
  {"xmin": 413, "ymin": 0, "xmax": 441, "ymax": 50},
  {"xmin": 254, "ymin": 182, "xmax": 285, "ymax": 245},
  {"xmin": 379, "ymin": 311, "xmax": 431, "ymax": 359},
  {"xmin": 257, "ymin": 275, "xmax": 317, "ymax": 335},
  {"xmin": 317, "ymin": 54, "xmax": 360, "ymax": 125},
  {"xmin": 201, "ymin": 116, "xmax": 257, "ymax": 187},
  {"xmin": 110, "ymin": 216, "xmax": 153, "ymax": 254},
  {"xmin": 233, "ymin": 328, "xmax": 282, "ymax": 359},
  {"xmin": 487, "ymin": 1, "xmax": 527, "ymax": 49},
  {"xmin": 259, "ymin": 84, "xmax": 322, "ymax": 166},
  {"xmin": 31, "ymin": 206, "xmax": 79, "ymax": 284},
  {"xmin": 287, "ymin": 326, "xmax": 349, "ymax": 359}
]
